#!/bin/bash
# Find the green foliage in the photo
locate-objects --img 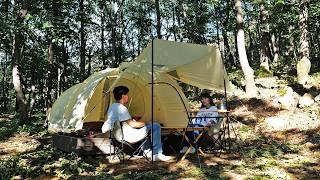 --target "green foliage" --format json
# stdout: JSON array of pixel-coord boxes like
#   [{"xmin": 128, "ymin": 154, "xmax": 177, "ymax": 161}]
[
  {"xmin": 246, "ymin": 175, "xmax": 272, "ymax": 180},
  {"xmin": 255, "ymin": 67, "xmax": 273, "ymax": 78},
  {"xmin": 0, "ymin": 156, "xmax": 36, "ymax": 179},
  {"xmin": 277, "ymin": 88, "xmax": 287, "ymax": 97},
  {"xmin": 228, "ymin": 69, "xmax": 245, "ymax": 88},
  {"xmin": 0, "ymin": 117, "xmax": 19, "ymax": 141}
]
